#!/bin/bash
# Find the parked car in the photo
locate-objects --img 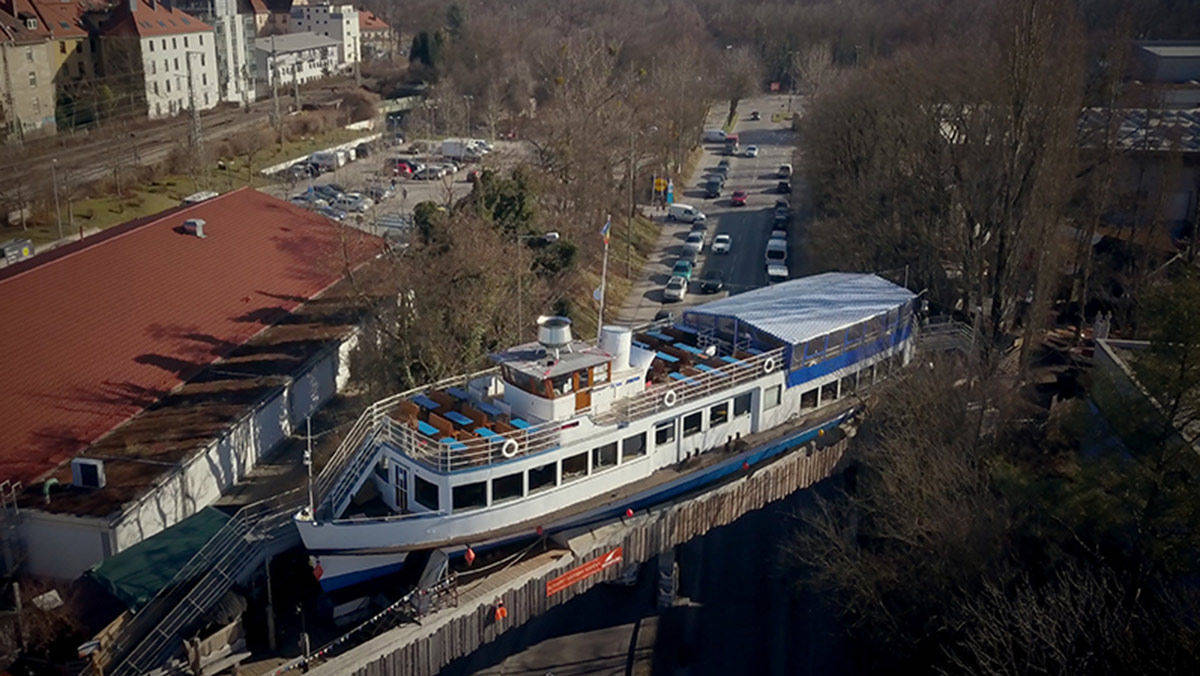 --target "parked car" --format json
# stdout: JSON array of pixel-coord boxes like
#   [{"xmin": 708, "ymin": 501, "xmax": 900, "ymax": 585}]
[
  {"xmin": 671, "ymin": 259, "xmax": 694, "ymax": 280},
  {"xmin": 667, "ymin": 204, "xmax": 706, "ymax": 223},
  {"xmin": 770, "ymin": 228, "xmax": 788, "ymax": 241},
  {"xmin": 776, "ymin": 180, "xmax": 792, "ymax": 194},
  {"xmin": 699, "ymin": 270, "xmax": 725, "ymax": 294},
  {"xmin": 654, "ymin": 309, "xmax": 676, "ymax": 322},
  {"xmin": 777, "ymin": 164, "xmax": 793, "ymax": 178},
  {"xmin": 440, "ymin": 161, "xmax": 460, "ymax": 174},
  {"xmin": 684, "ymin": 231, "xmax": 705, "ymax": 254},
  {"xmin": 704, "ymin": 178, "xmax": 723, "ymax": 198},
  {"xmin": 316, "ymin": 205, "xmax": 348, "ymax": 221},
  {"xmin": 765, "ymin": 239, "xmax": 788, "ymax": 264},
  {"xmin": 335, "ymin": 193, "xmax": 373, "ymax": 213},
  {"xmin": 414, "ymin": 167, "xmax": 442, "ymax": 180},
  {"xmin": 364, "ymin": 185, "xmax": 394, "ymax": 202},
  {"xmin": 312, "ymin": 184, "xmax": 344, "ymax": 202},
  {"xmin": 703, "ymin": 129, "xmax": 727, "ymax": 143},
  {"xmin": 289, "ymin": 194, "xmax": 327, "ymax": 209},
  {"xmin": 749, "ymin": 110, "xmax": 761, "ymax": 121},
  {"xmin": 355, "ymin": 142, "xmax": 372, "ymax": 158},
  {"xmin": 711, "ymin": 233, "xmax": 732, "ymax": 254},
  {"xmin": 775, "ymin": 198, "xmax": 790, "ymax": 209},
  {"xmin": 743, "ymin": 145, "xmax": 759, "ymax": 158},
  {"xmin": 774, "ymin": 208, "xmax": 790, "ymax": 224},
  {"xmin": 767, "ymin": 263, "xmax": 789, "ymax": 283},
  {"xmin": 712, "ymin": 164, "xmax": 729, "ymax": 177},
  {"xmin": 730, "ymin": 190, "xmax": 747, "ymax": 206},
  {"xmin": 717, "ymin": 159, "xmax": 731, "ymax": 170},
  {"xmin": 663, "ymin": 275, "xmax": 688, "ymax": 302}
]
